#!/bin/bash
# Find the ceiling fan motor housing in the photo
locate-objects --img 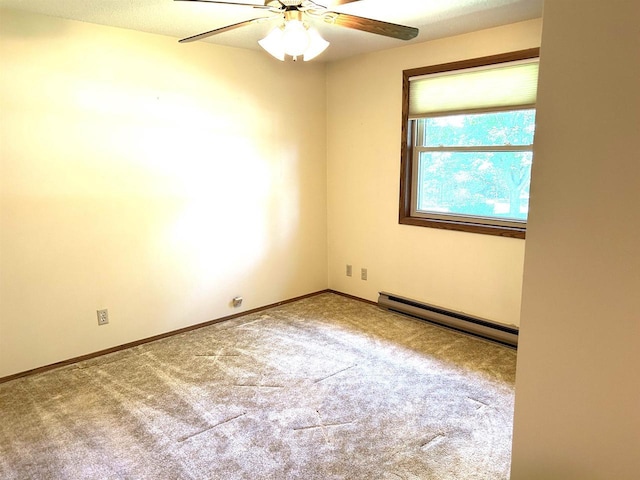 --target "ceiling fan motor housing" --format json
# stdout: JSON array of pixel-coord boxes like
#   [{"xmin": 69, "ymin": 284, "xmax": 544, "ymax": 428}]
[{"xmin": 264, "ymin": 0, "xmax": 303, "ymax": 7}]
